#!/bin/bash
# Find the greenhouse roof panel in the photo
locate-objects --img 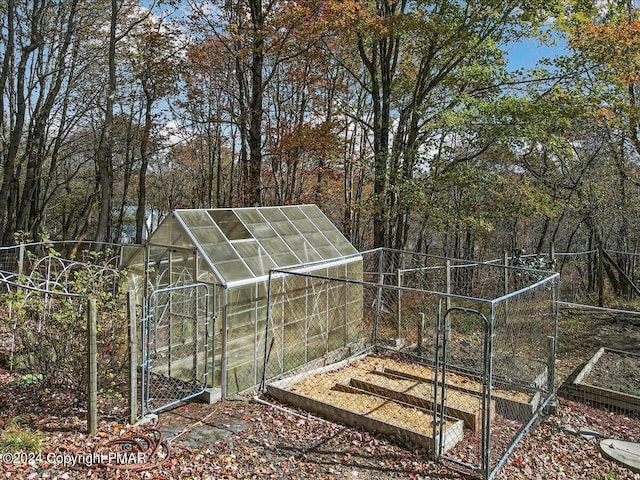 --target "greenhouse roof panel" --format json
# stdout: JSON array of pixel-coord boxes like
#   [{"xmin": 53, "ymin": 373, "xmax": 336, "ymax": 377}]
[
  {"xmin": 147, "ymin": 205, "xmax": 358, "ymax": 286},
  {"xmin": 179, "ymin": 210, "xmax": 216, "ymax": 228}
]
